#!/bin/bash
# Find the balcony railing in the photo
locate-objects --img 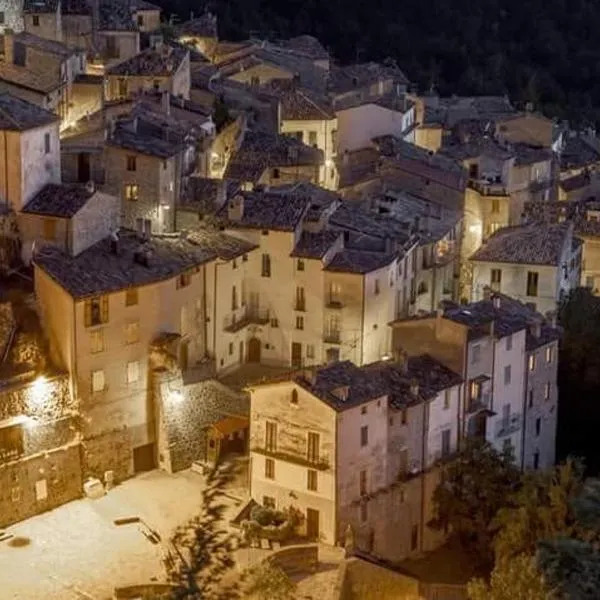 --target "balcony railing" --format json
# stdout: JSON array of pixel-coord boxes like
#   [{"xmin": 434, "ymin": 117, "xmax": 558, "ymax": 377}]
[
  {"xmin": 251, "ymin": 446, "xmax": 330, "ymax": 470},
  {"xmin": 223, "ymin": 306, "xmax": 269, "ymax": 333},
  {"xmin": 325, "ymin": 297, "xmax": 343, "ymax": 309},
  {"xmin": 467, "ymin": 392, "xmax": 492, "ymax": 415},
  {"xmin": 323, "ymin": 329, "xmax": 341, "ymax": 344},
  {"xmin": 469, "ymin": 179, "xmax": 509, "ymax": 196},
  {"xmin": 495, "ymin": 413, "xmax": 522, "ymax": 438}
]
